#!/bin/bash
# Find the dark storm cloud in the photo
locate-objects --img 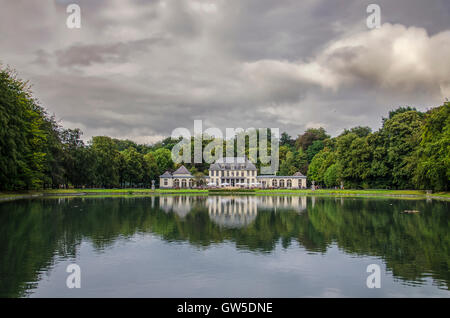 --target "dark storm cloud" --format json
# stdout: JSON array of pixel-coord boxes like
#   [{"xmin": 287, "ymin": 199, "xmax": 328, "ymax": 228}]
[
  {"xmin": 32, "ymin": 49, "xmax": 52, "ymax": 66},
  {"xmin": 55, "ymin": 37, "xmax": 169, "ymax": 66},
  {"xmin": 0, "ymin": 0, "xmax": 449, "ymax": 142}
]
